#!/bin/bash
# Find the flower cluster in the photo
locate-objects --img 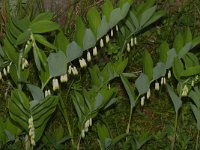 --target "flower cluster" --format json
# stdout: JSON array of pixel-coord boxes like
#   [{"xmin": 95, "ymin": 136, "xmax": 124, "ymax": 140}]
[
  {"xmin": 126, "ymin": 37, "xmax": 137, "ymax": 52},
  {"xmin": 28, "ymin": 116, "xmax": 35, "ymax": 146},
  {"xmin": 81, "ymin": 118, "xmax": 92, "ymax": 138}
]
